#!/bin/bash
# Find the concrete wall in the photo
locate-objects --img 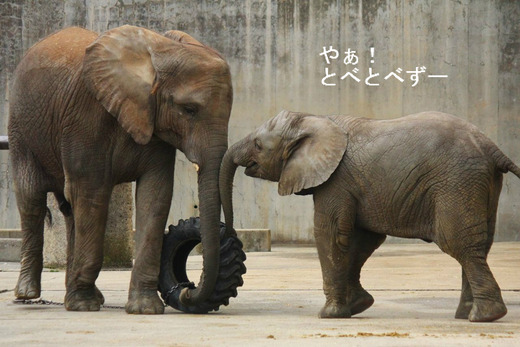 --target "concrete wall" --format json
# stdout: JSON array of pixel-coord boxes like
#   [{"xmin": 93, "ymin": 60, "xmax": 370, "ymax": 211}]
[{"xmin": 0, "ymin": 0, "xmax": 519, "ymax": 242}]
